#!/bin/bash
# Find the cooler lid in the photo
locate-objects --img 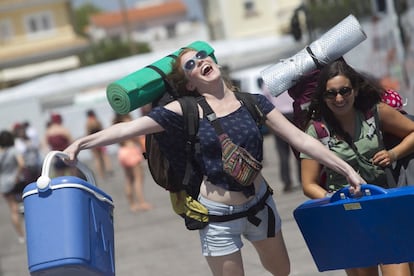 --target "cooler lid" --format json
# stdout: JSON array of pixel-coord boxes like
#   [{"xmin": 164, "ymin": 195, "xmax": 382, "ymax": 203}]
[{"xmin": 22, "ymin": 176, "xmax": 113, "ymax": 206}]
